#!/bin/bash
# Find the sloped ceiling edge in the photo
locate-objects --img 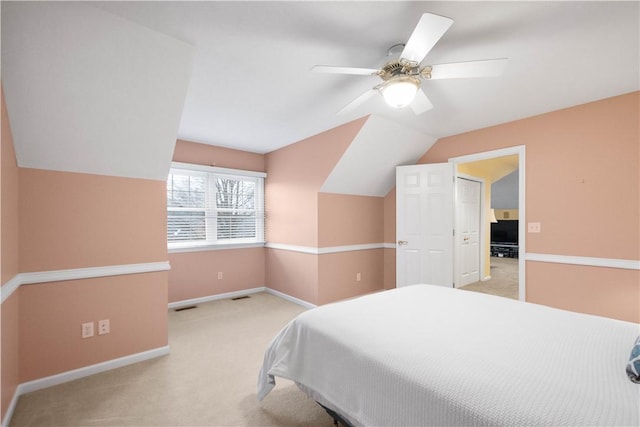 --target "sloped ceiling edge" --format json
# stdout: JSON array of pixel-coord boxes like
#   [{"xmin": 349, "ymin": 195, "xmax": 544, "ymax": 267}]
[
  {"xmin": 2, "ymin": 2, "xmax": 194, "ymax": 181},
  {"xmin": 321, "ymin": 115, "xmax": 438, "ymax": 197}
]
